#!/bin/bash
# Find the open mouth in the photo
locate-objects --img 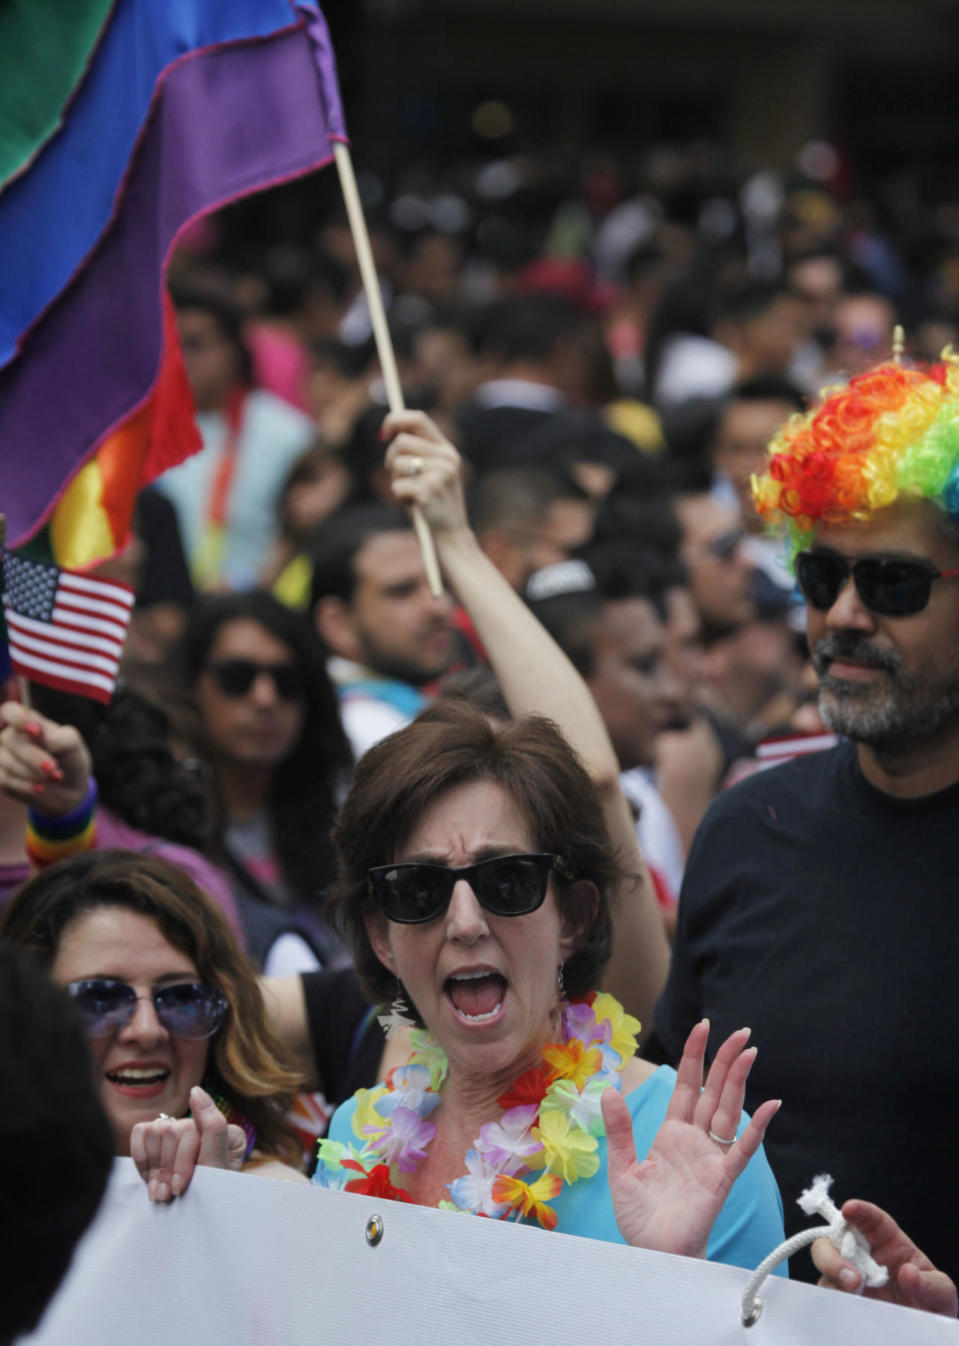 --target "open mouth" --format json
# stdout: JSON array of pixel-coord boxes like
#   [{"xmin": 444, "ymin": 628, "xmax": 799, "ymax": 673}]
[
  {"xmin": 106, "ymin": 1067, "xmax": 171, "ymax": 1089},
  {"xmin": 445, "ymin": 970, "xmax": 507, "ymax": 1022}
]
